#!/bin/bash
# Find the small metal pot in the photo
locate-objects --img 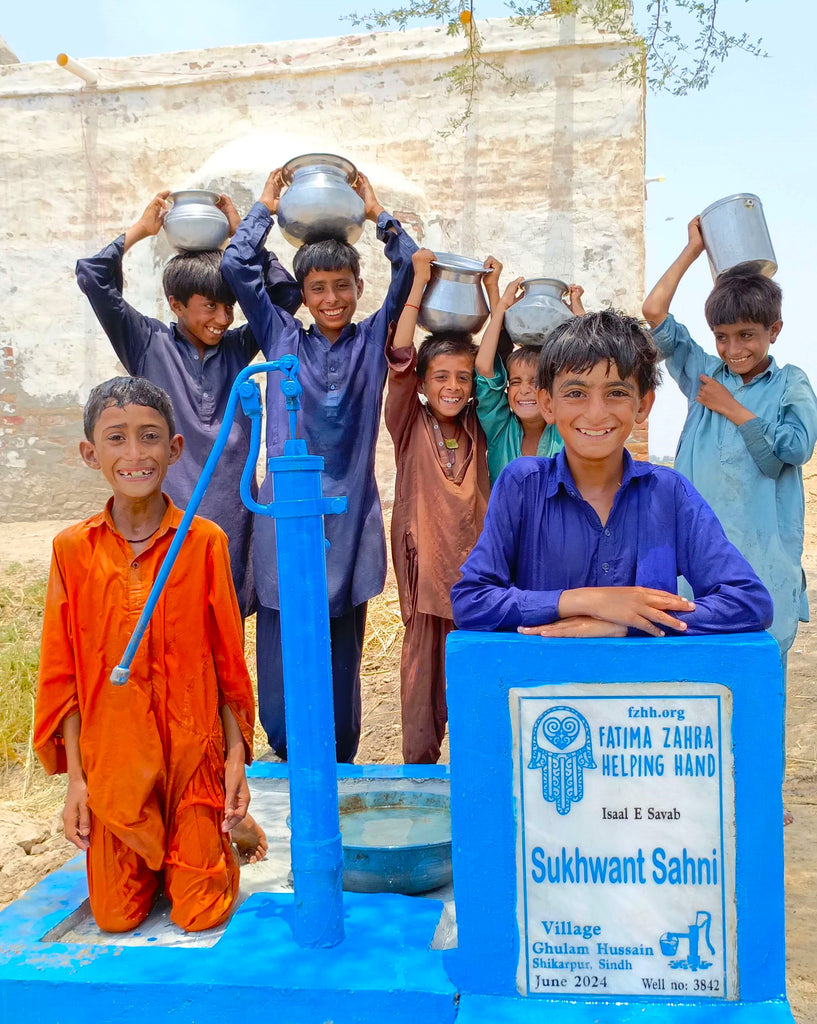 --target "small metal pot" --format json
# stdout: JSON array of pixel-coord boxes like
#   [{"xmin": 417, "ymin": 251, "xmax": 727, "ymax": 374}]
[
  {"xmin": 503, "ymin": 278, "xmax": 573, "ymax": 346},
  {"xmin": 700, "ymin": 193, "xmax": 777, "ymax": 280},
  {"xmin": 418, "ymin": 253, "xmax": 490, "ymax": 335},
  {"xmin": 277, "ymin": 153, "xmax": 365, "ymax": 248},
  {"xmin": 162, "ymin": 190, "xmax": 230, "ymax": 251}
]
